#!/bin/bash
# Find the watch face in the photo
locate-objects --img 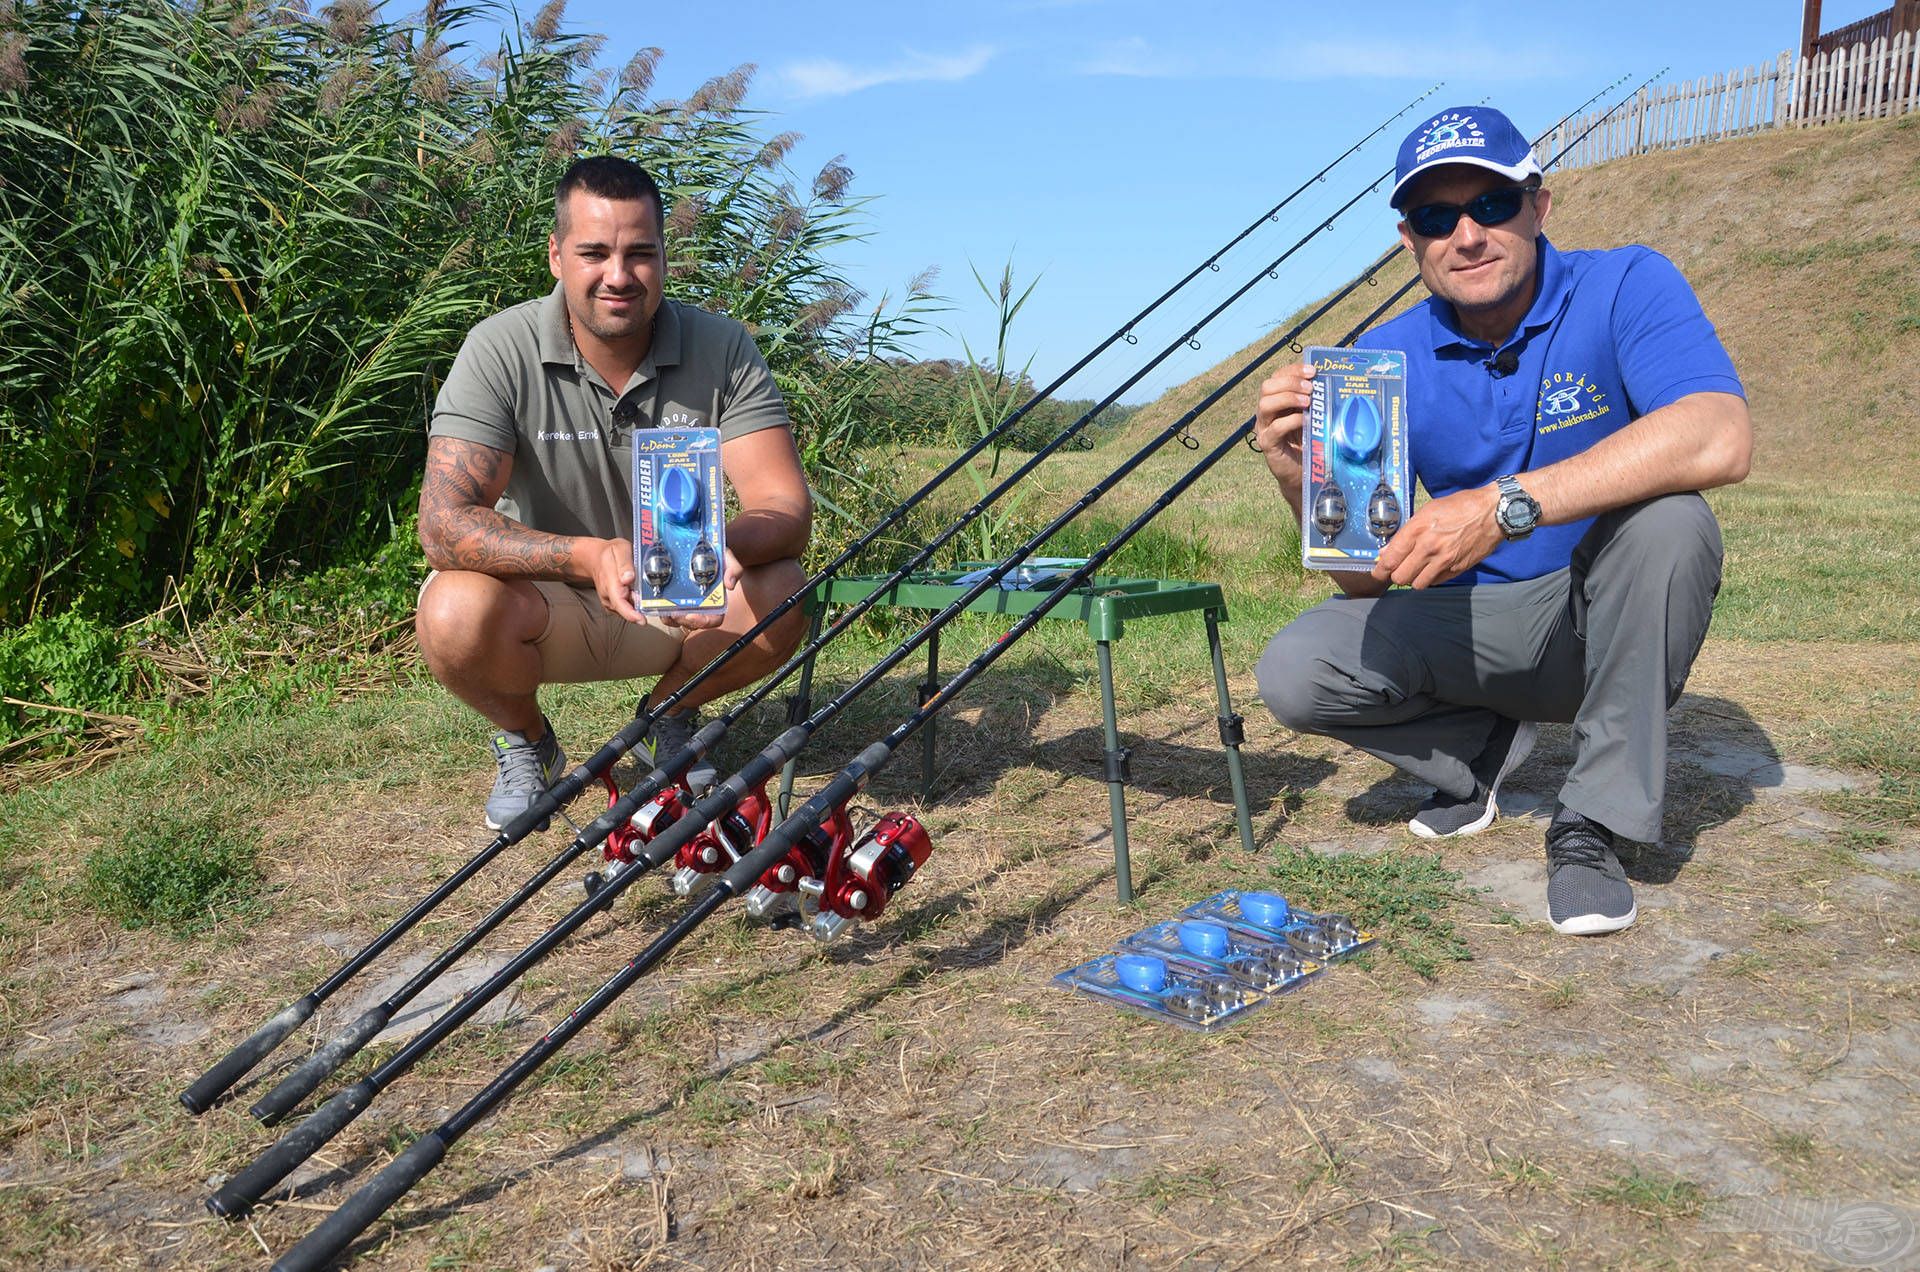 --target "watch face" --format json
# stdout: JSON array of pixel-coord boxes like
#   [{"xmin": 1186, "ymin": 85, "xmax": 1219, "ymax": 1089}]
[{"xmin": 1499, "ymin": 496, "xmax": 1537, "ymax": 536}]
